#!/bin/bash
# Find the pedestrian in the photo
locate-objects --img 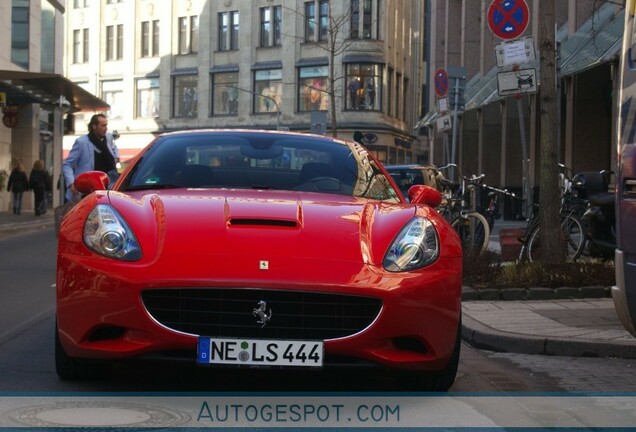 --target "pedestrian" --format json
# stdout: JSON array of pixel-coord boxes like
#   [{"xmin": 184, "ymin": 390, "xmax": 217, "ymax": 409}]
[
  {"xmin": 7, "ymin": 160, "xmax": 29, "ymax": 215},
  {"xmin": 62, "ymin": 114, "xmax": 119, "ymax": 203},
  {"xmin": 29, "ymin": 159, "xmax": 52, "ymax": 216}
]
